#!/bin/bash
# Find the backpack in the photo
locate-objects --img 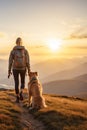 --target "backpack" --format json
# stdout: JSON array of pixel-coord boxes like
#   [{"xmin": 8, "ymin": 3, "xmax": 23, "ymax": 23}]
[{"xmin": 13, "ymin": 48, "xmax": 26, "ymax": 68}]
